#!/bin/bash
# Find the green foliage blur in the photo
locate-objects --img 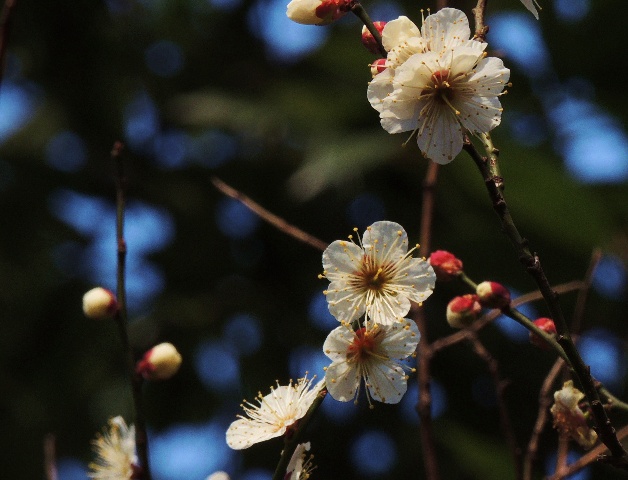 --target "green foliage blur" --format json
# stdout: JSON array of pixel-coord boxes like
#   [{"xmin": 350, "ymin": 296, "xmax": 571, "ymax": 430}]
[{"xmin": 1, "ymin": 0, "xmax": 627, "ymax": 479}]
